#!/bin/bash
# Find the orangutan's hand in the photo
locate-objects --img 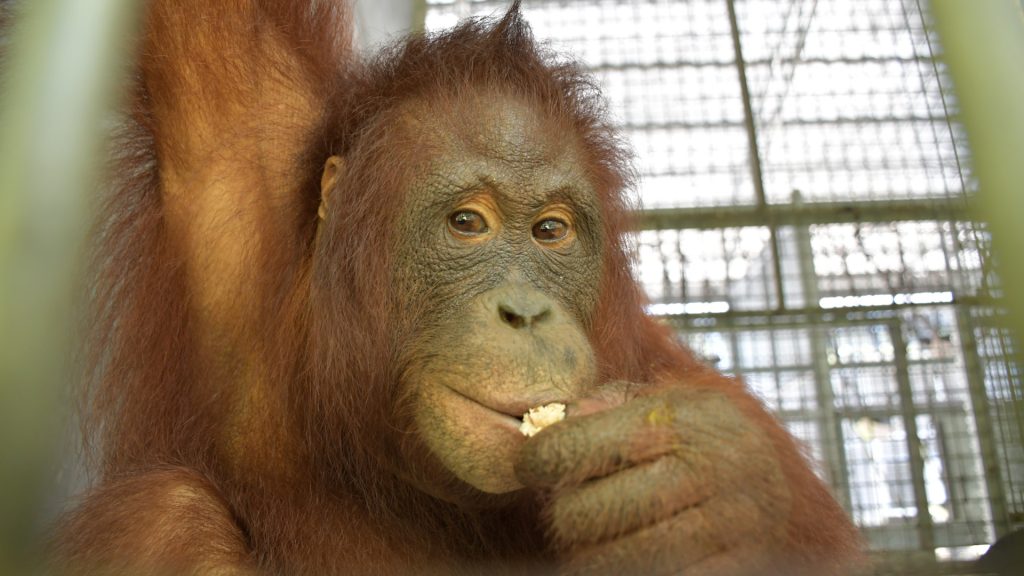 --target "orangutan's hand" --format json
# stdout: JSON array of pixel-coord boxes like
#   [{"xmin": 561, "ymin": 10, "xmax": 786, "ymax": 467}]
[{"xmin": 515, "ymin": 385, "xmax": 792, "ymax": 576}]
